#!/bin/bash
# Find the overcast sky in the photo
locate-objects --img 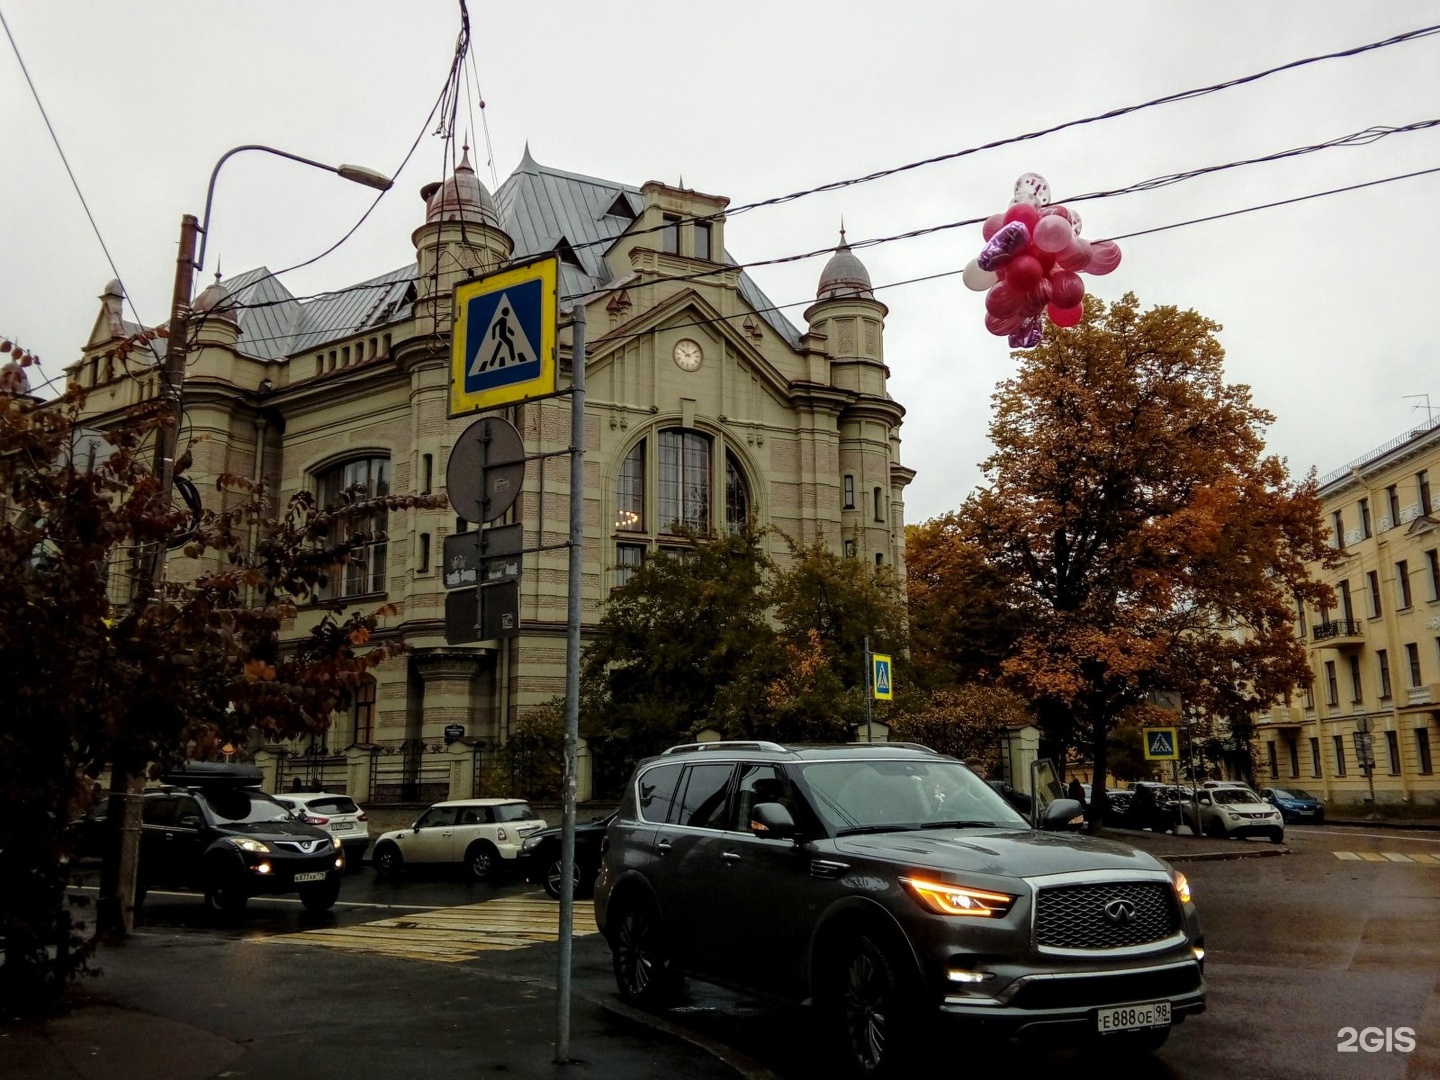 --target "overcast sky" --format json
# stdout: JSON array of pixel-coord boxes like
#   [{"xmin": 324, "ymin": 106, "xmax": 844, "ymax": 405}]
[{"xmin": 3, "ymin": 2, "xmax": 1438, "ymax": 524}]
